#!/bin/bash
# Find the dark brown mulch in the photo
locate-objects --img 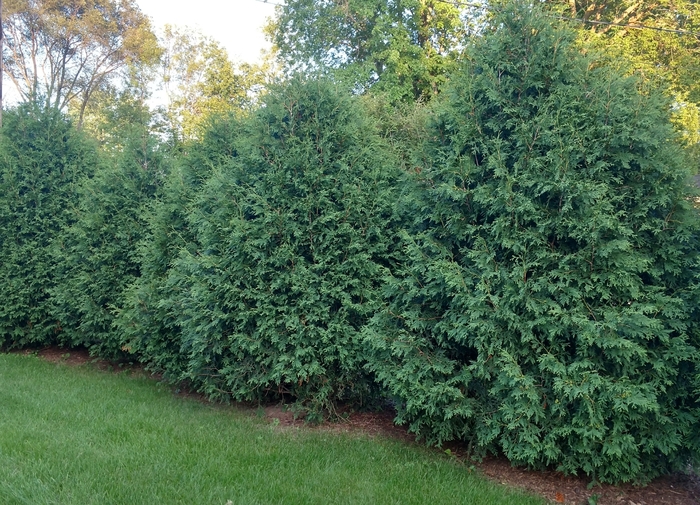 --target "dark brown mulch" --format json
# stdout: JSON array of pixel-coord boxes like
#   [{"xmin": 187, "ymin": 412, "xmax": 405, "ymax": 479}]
[
  {"xmin": 16, "ymin": 346, "xmax": 137, "ymax": 371},
  {"xmin": 12, "ymin": 346, "xmax": 700, "ymax": 505}
]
